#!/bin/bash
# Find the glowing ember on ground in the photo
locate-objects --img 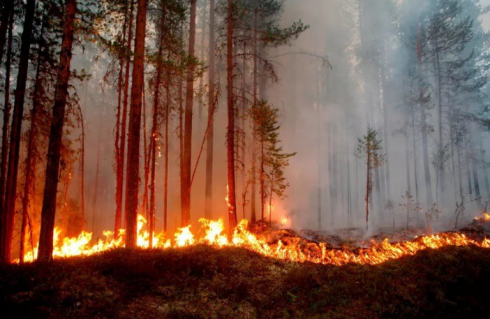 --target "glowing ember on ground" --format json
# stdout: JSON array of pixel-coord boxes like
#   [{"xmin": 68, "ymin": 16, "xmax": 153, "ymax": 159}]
[{"xmin": 19, "ymin": 215, "xmax": 490, "ymax": 265}]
